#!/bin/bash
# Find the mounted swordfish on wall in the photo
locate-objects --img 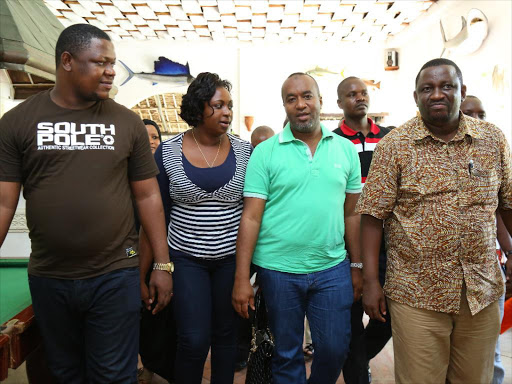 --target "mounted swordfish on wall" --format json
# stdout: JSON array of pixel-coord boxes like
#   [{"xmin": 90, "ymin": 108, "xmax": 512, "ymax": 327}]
[{"xmin": 119, "ymin": 56, "xmax": 195, "ymax": 86}]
